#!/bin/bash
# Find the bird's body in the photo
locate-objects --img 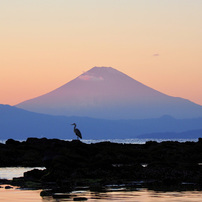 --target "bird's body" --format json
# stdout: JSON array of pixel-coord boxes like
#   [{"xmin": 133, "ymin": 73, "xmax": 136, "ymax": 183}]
[{"xmin": 71, "ymin": 123, "xmax": 82, "ymax": 140}]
